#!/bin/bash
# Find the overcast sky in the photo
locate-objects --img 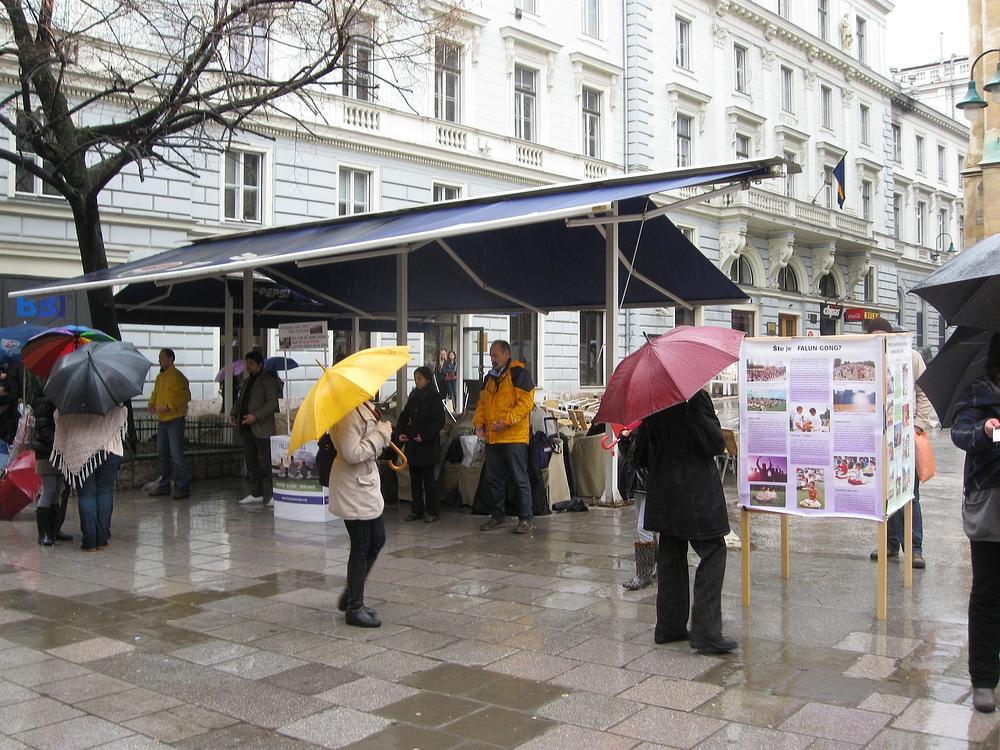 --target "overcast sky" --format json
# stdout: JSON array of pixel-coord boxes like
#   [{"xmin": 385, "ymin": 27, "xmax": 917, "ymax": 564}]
[{"xmin": 886, "ymin": 0, "xmax": 969, "ymax": 69}]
